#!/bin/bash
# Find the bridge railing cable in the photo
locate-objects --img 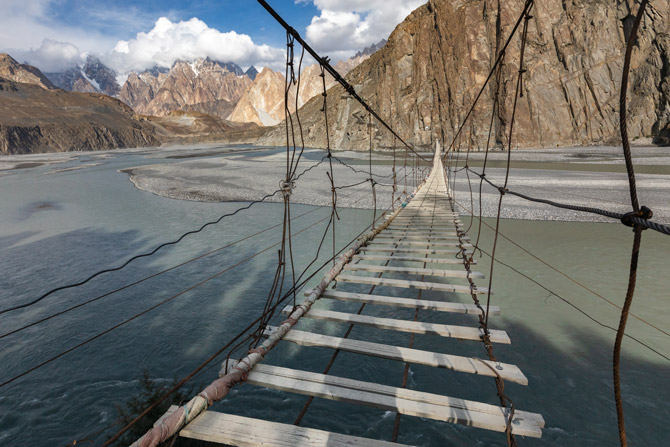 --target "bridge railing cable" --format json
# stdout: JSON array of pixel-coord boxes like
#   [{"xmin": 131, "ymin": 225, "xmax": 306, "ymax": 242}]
[
  {"xmin": 256, "ymin": 0, "xmax": 429, "ymax": 162},
  {"xmin": 444, "ymin": 1, "xmax": 666, "ymax": 446}
]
